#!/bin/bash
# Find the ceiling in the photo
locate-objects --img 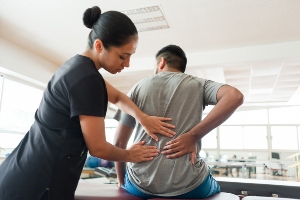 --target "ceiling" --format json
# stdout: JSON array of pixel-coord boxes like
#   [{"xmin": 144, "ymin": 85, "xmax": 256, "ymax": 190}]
[{"xmin": 1, "ymin": 0, "xmax": 300, "ymax": 109}]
